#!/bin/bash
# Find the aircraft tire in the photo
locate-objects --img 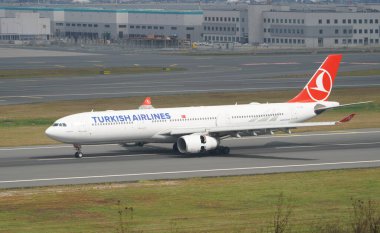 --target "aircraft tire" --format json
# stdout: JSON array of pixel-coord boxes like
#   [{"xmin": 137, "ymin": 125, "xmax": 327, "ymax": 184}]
[
  {"xmin": 173, "ymin": 143, "xmax": 179, "ymax": 152},
  {"xmin": 75, "ymin": 152, "xmax": 83, "ymax": 158},
  {"xmin": 221, "ymin": 147, "xmax": 230, "ymax": 155}
]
